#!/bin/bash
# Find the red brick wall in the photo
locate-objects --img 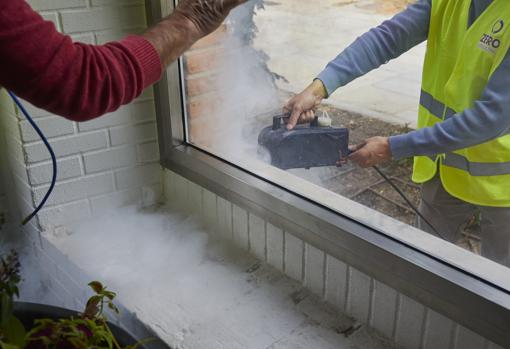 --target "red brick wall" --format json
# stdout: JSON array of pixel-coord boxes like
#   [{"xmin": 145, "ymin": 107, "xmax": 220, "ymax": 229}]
[
  {"xmin": 184, "ymin": 25, "xmax": 228, "ymax": 147},
  {"xmin": 183, "ymin": 17, "xmax": 278, "ymax": 153}
]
